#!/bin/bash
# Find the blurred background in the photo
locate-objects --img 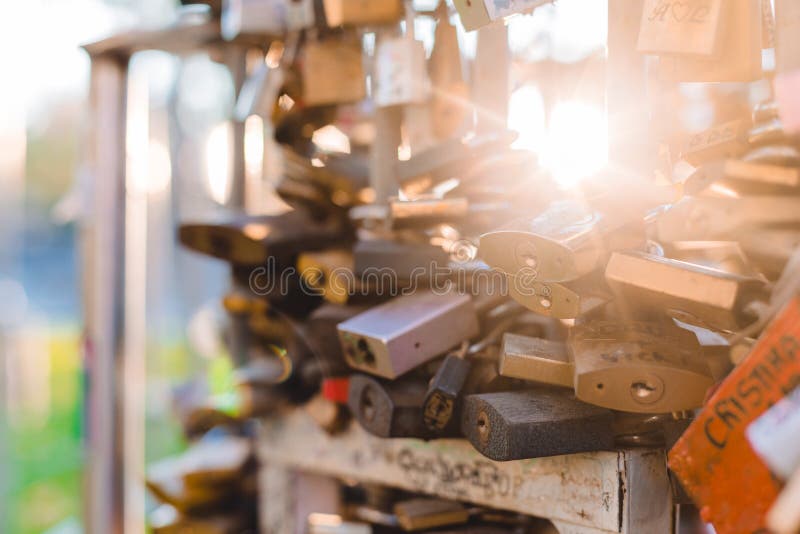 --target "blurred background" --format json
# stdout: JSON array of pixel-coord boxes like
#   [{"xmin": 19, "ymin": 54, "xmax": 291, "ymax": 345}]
[{"xmin": 2, "ymin": 0, "xmax": 724, "ymax": 532}]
